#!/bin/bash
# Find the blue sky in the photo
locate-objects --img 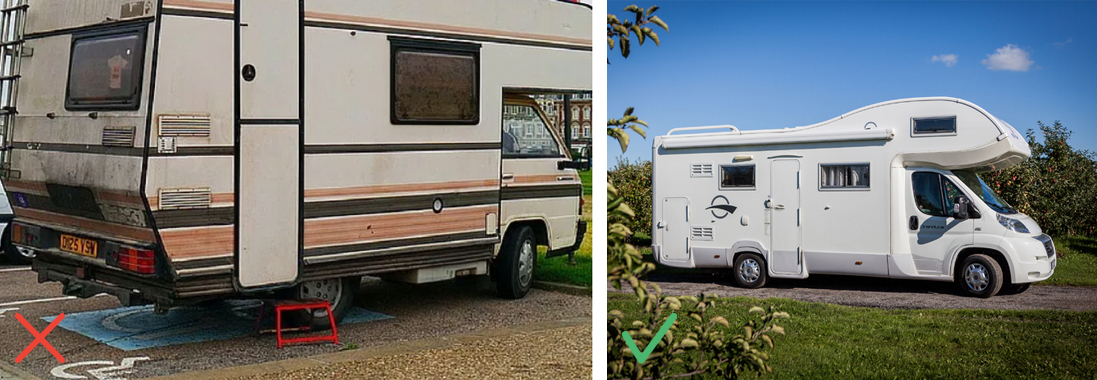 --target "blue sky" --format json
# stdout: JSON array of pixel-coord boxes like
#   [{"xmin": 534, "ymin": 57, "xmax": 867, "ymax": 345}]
[{"xmin": 607, "ymin": 1, "xmax": 1097, "ymax": 165}]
